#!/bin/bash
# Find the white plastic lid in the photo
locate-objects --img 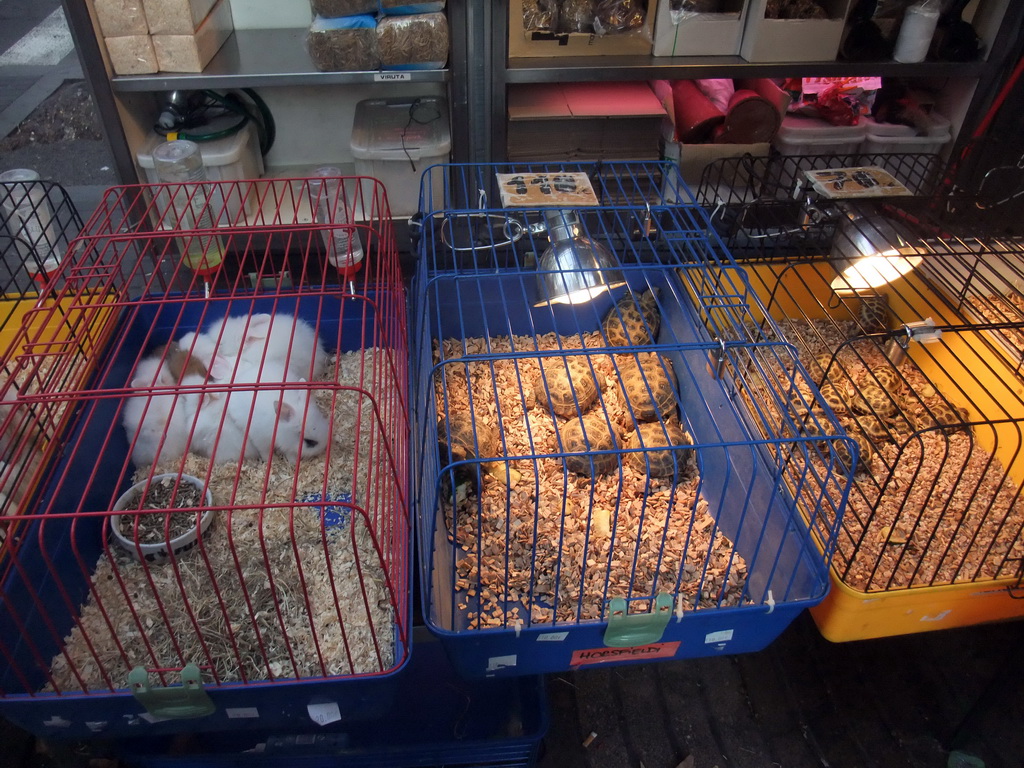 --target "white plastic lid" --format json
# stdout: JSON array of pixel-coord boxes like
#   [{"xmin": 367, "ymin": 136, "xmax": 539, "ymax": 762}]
[
  {"xmin": 137, "ymin": 121, "xmax": 255, "ymax": 169},
  {"xmin": 777, "ymin": 115, "xmax": 867, "ymax": 141},
  {"xmin": 350, "ymin": 96, "xmax": 451, "ymax": 162},
  {"xmin": 864, "ymin": 112, "xmax": 951, "ymax": 139},
  {"xmin": 0, "ymin": 168, "xmax": 41, "ymax": 182}
]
